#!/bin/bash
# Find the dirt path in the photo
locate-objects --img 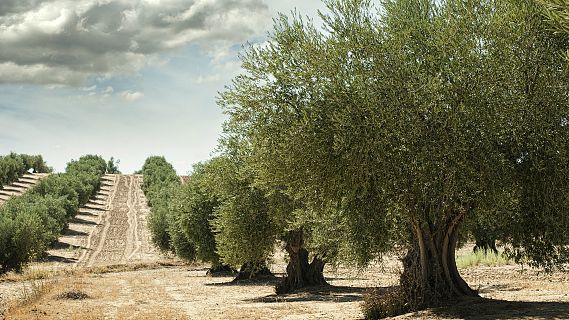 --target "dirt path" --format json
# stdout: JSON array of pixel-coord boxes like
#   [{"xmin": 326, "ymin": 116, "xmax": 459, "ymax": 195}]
[
  {"xmin": 34, "ymin": 174, "xmax": 164, "ymax": 269},
  {"xmin": 3, "ymin": 257, "xmax": 569, "ymax": 320},
  {"xmin": 80, "ymin": 175, "xmax": 162, "ymax": 267}
]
